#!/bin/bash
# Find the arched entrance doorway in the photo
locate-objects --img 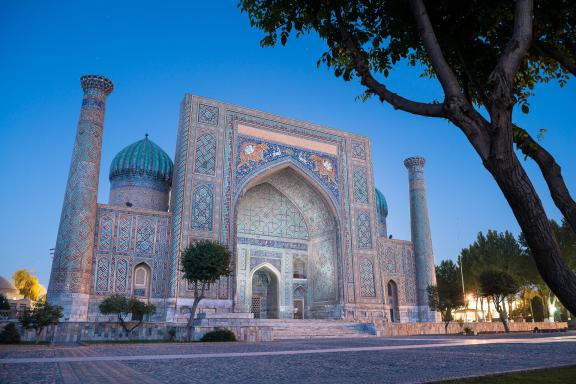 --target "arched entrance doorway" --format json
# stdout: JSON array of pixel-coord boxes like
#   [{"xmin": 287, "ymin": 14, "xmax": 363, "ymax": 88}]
[
  {"xmin": 250, "ymin": 265, "xmax": 279, "ymax": 319},
  {"xmin": 234, "ymin": 166, "xmax": 340, "ymax": 319}
]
